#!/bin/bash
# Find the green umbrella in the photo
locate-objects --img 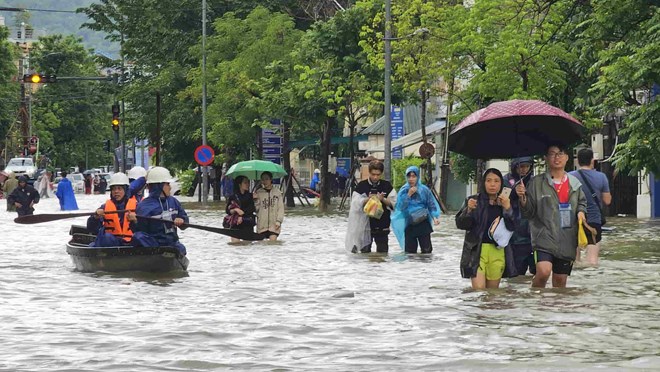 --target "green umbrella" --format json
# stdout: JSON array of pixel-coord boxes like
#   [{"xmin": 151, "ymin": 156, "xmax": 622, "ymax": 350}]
[{"xmin": 225, "ymin": 160, "xmax": 287, "ymax": 180}]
